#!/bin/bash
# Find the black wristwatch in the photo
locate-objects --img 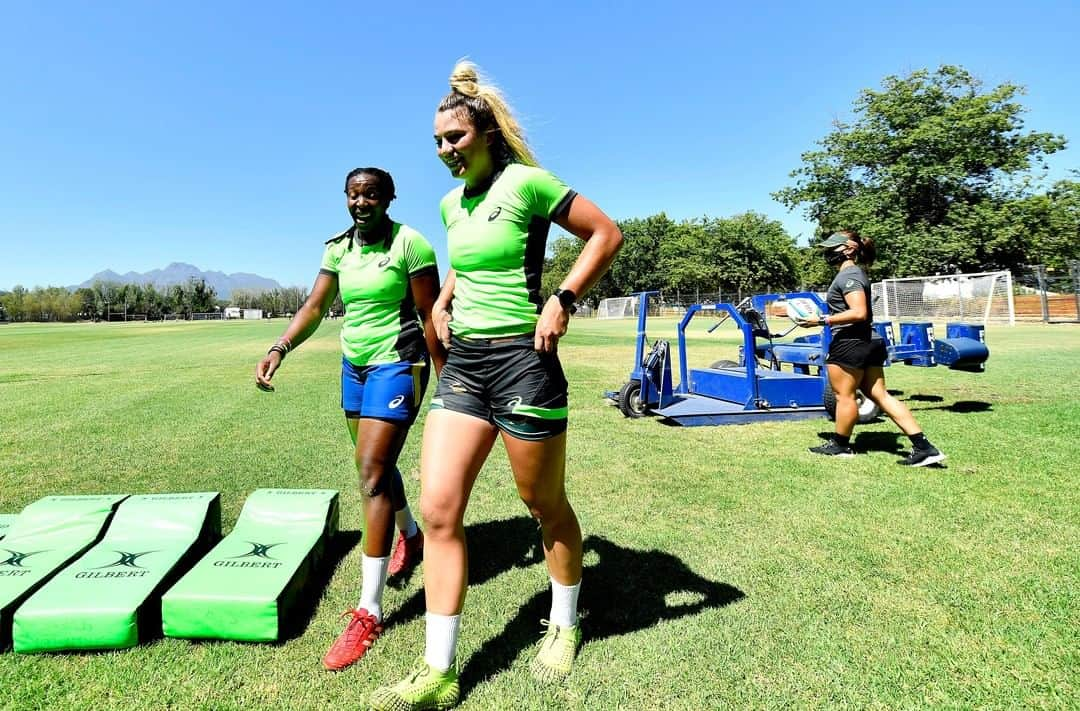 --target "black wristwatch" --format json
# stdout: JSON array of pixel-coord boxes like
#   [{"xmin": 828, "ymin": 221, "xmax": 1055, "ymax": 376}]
[{"xmin": 553, "ymin": 288, "xmax": 577, "ymax": 314}]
